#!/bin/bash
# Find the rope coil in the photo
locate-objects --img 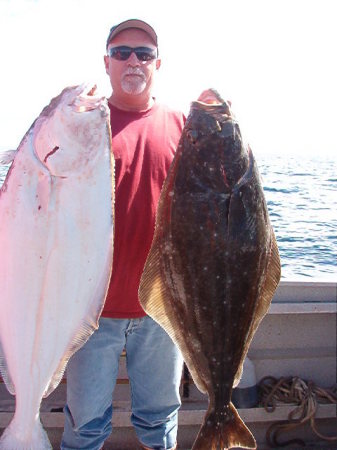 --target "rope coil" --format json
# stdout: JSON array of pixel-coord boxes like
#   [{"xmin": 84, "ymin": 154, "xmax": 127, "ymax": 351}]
[{"xmin": 258, "ymin": 376, "xmax": 337, "ymax": 447}]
